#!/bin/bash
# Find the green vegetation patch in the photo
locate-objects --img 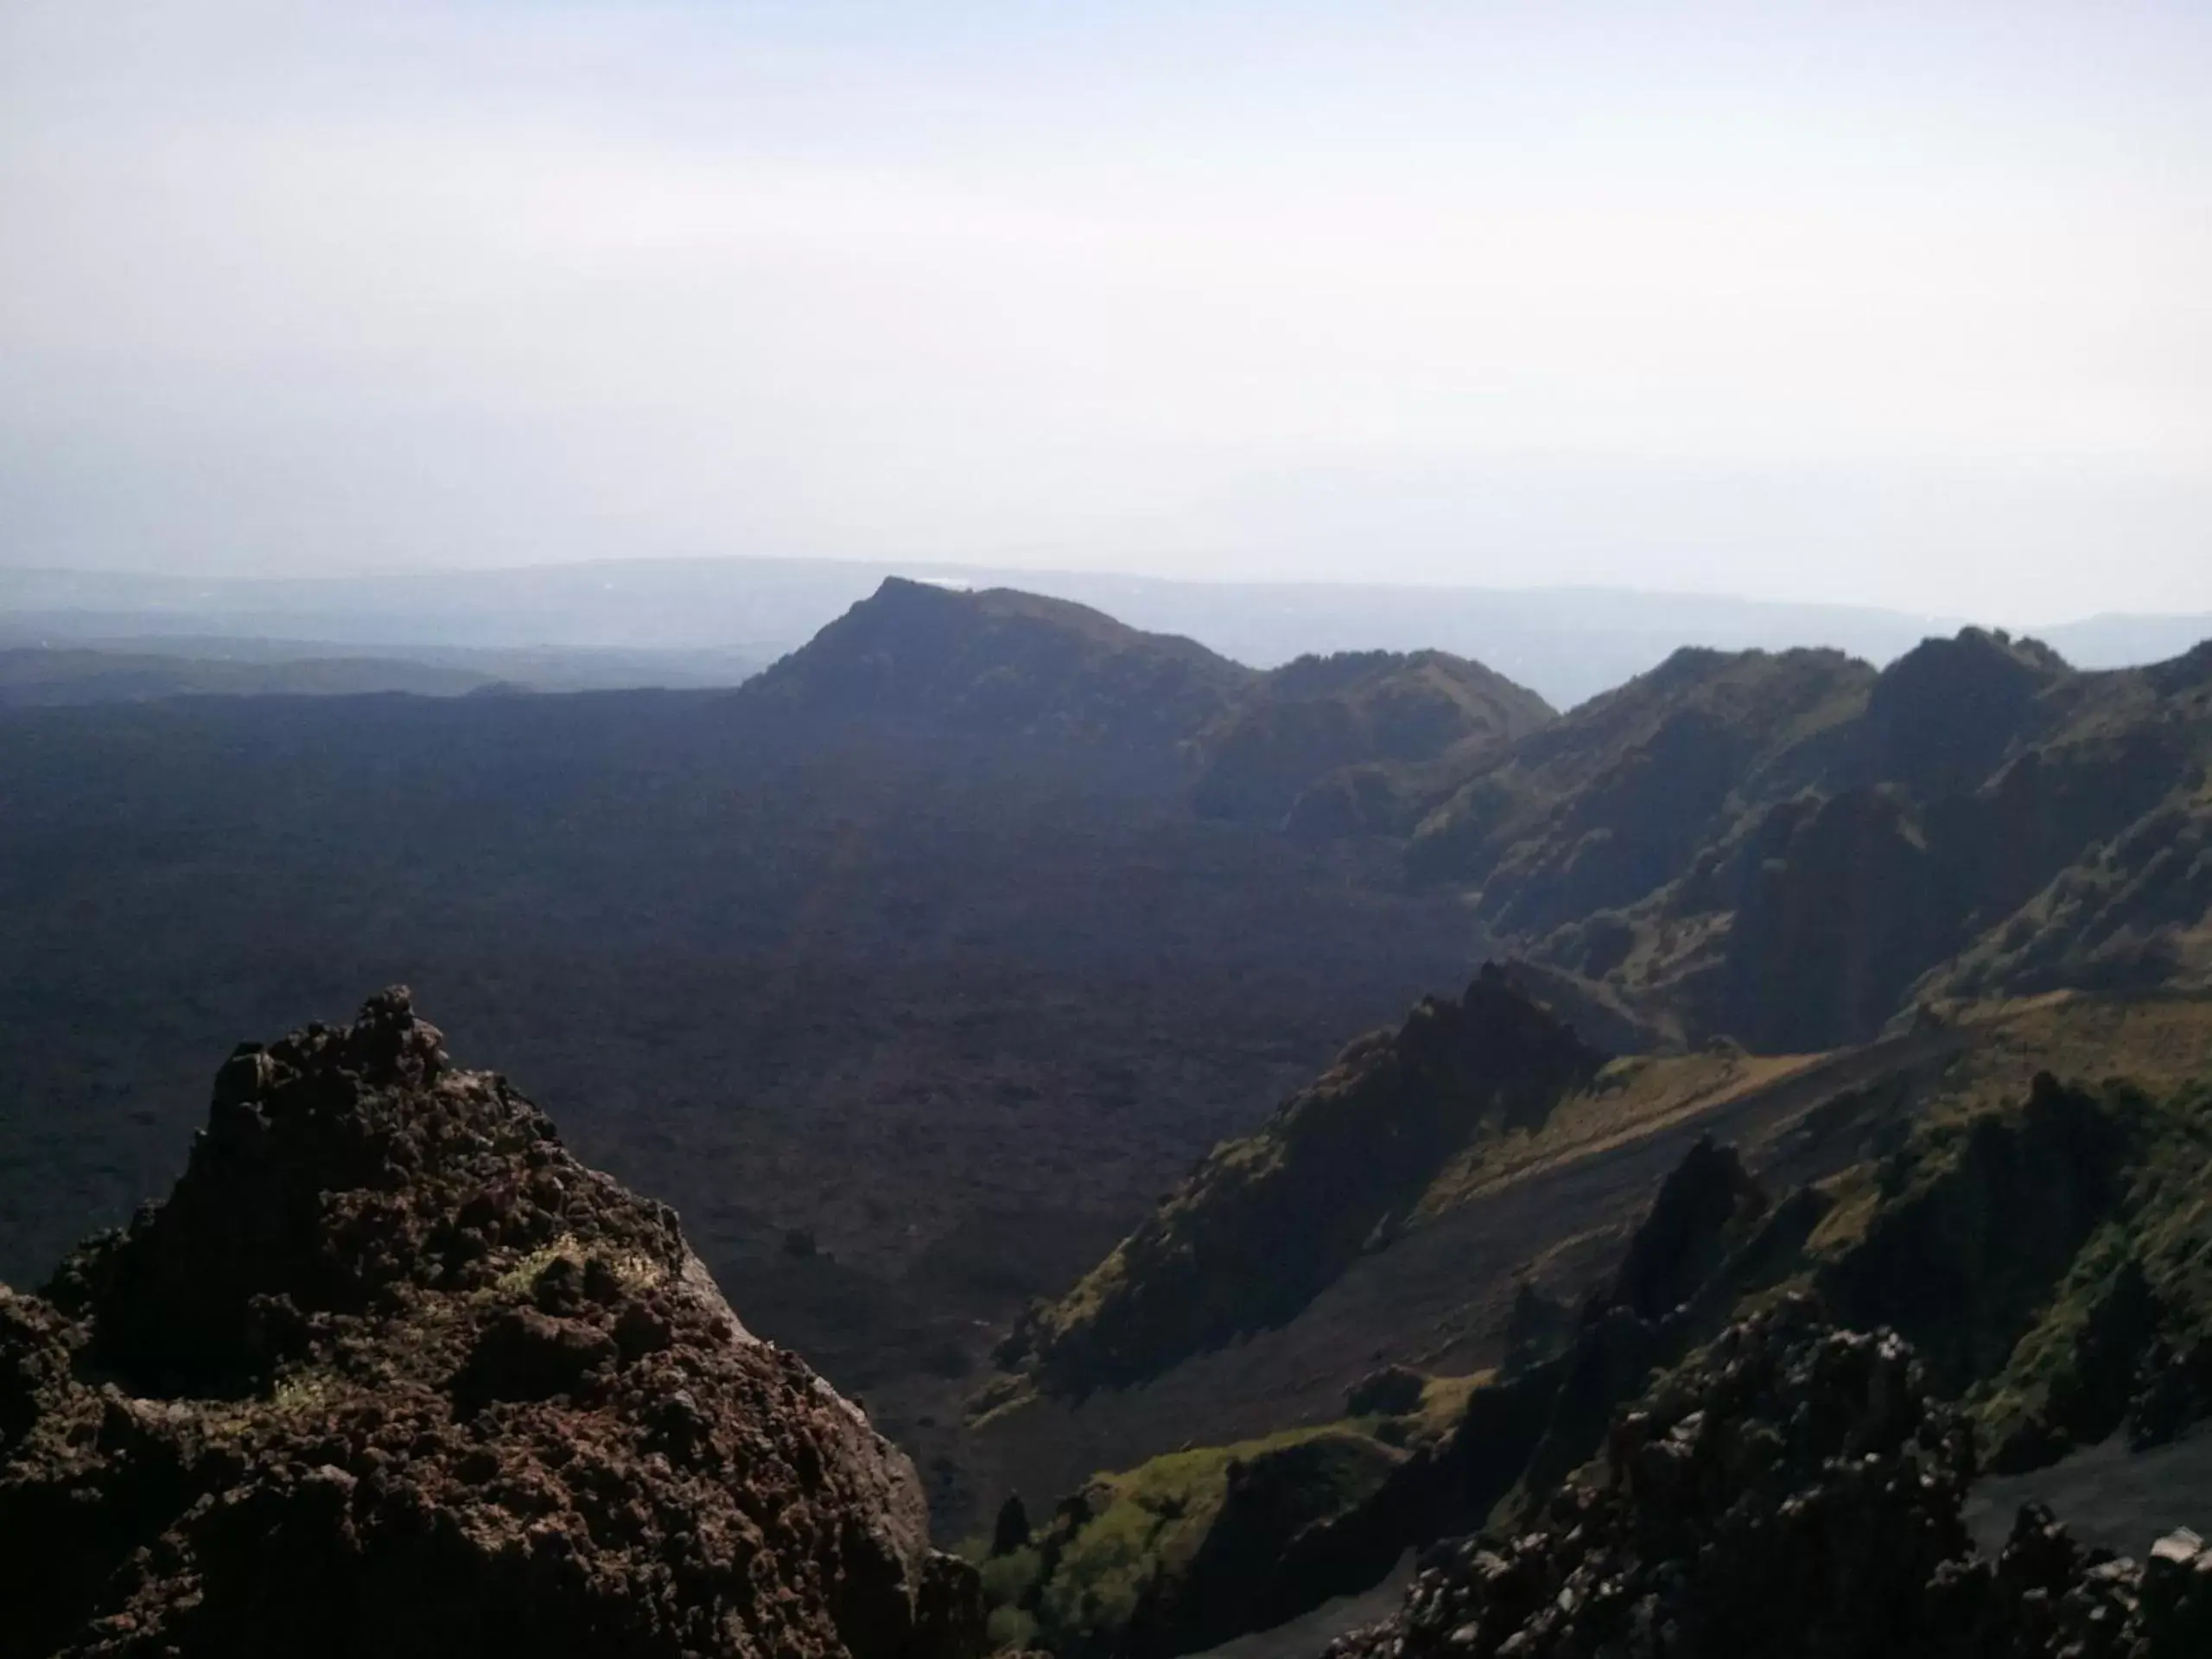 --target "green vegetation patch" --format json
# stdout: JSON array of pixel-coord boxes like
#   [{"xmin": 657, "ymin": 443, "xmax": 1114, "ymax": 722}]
[{"xmin": 979, "ymin": 1424, "xmax": 1407, "ymax": 1659}]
